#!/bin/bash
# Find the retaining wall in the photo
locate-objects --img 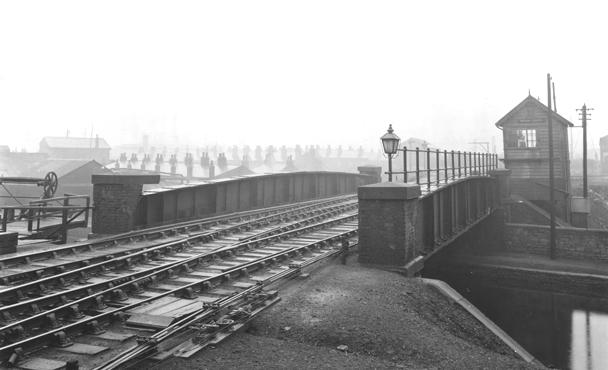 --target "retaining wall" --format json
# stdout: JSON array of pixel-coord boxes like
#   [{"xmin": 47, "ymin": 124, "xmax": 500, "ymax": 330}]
[{"xmin": 504, "ymin": 223, "xmax": 608, "ymax": 261}]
